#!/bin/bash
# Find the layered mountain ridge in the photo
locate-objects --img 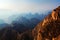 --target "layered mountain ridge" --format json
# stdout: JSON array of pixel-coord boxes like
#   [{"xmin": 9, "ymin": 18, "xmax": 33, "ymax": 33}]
[{"xmin": 0, "ymin": 6, "xmax": 60, "ymax": 40}]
